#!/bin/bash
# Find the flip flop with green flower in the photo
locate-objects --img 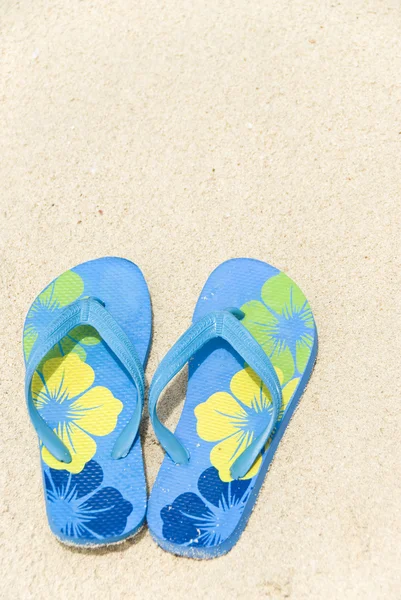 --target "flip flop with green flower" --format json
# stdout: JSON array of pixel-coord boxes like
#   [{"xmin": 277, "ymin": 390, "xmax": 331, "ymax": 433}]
[{"xmin": 23, "ymin": 258, "xmax": 152, "ymax": 546}]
